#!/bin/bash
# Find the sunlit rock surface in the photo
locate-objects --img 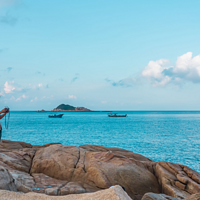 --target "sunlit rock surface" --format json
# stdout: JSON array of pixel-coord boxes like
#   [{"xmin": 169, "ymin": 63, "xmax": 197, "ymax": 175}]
[
  {"xmin": 0, "ymin": 140, "xmax": 200, "ymax": 200},
  {"xmin": 0, "ymin": 185, "xmax": 132, "ymax": 200}
]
